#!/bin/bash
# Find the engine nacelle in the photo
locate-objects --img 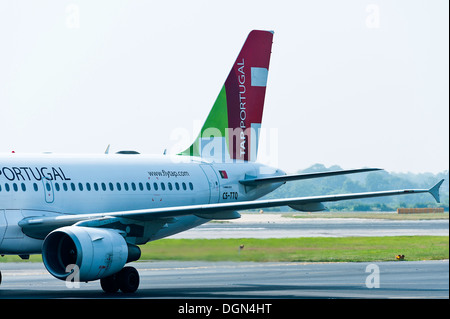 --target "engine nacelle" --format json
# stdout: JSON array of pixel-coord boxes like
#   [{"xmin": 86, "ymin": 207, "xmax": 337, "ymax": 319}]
[
  {"xmin": 289, "ymin": 202, "xmax": 326, "ymax": 212},
  {"xmin": 42, "ymin": 226, "xmax": 140, "ymax": 282}
]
